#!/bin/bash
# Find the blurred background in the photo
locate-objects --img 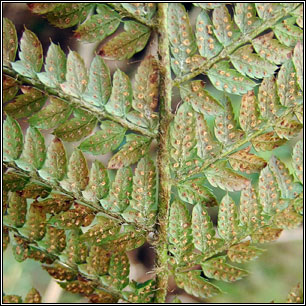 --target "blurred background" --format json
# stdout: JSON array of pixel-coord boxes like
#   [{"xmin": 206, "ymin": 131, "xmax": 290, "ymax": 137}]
[{"xmin": 3, "ymin": 3, "xmax": 303, "ymax": 303}]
